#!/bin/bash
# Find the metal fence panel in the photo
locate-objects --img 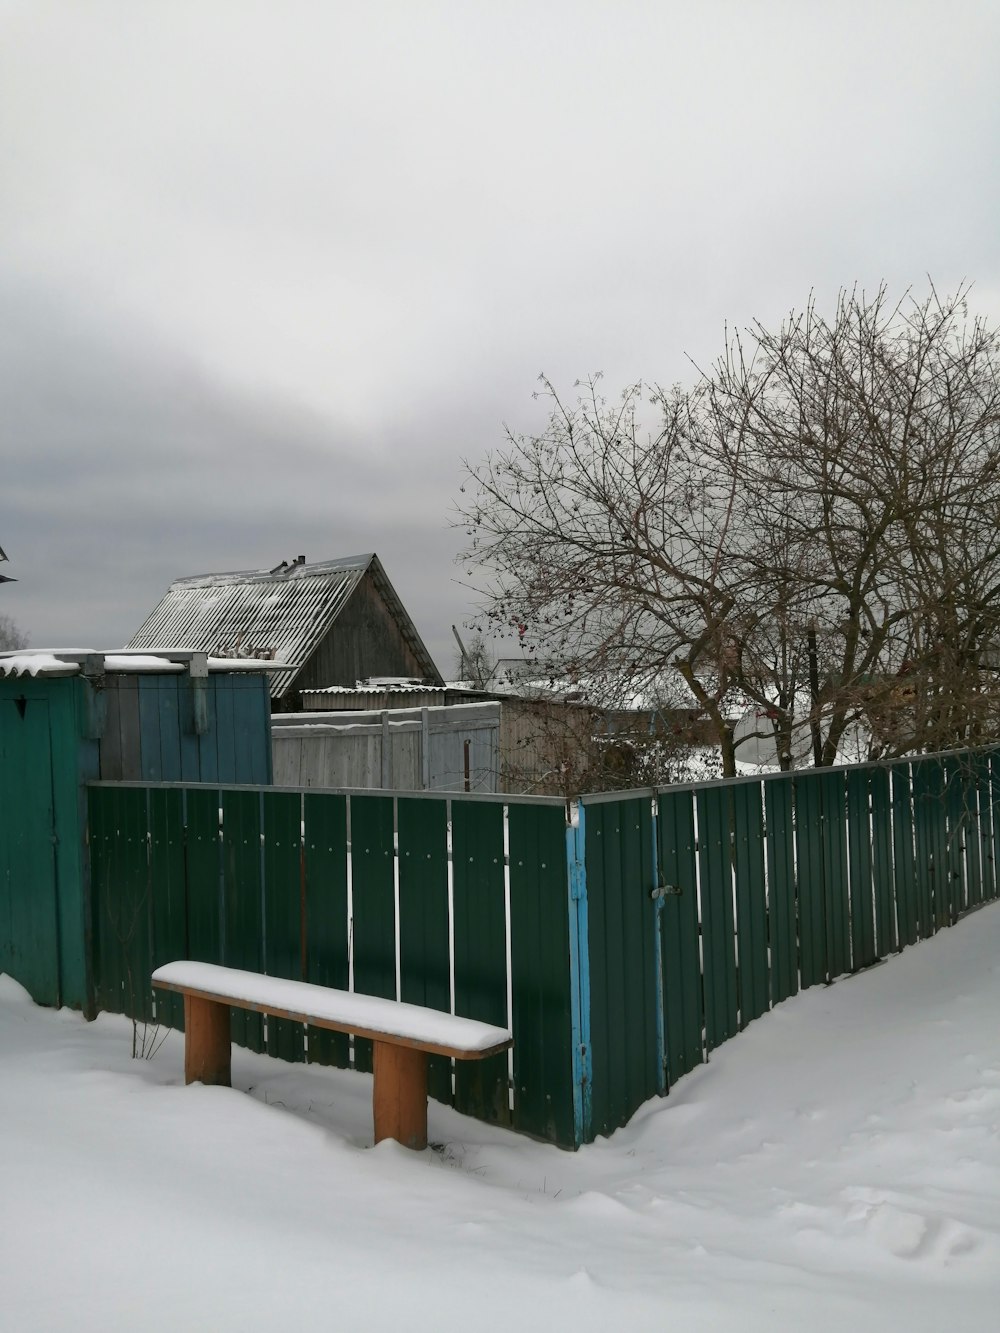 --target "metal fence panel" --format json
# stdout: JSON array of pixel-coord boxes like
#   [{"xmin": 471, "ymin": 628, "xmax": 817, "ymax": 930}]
[
  {"xmin": 508, "ymin": 803, "xmax": 576, "ymax": 1147},
  {"xmin": 846, "ymin": 769, "xmax": 877, "ymax": 971},
  {"xmin": 397, "ymin": 797, "xmax": 451, "ymax": 1104},
  {"xmin": 149, "ymin": 787, "xmax": 187, "ymax": 1032},
  {"xmin": 583, "ymin": 797, "xmax": 657, "ymax": 1138},
  {"xmin": 303, "ymin": 793, "xmax": 350, "ymax": 1068},
  {"xmin": 892, "ymin": 764, "xmax": 919, "ymax": 947},
  {"xmin": 696, "ymin": 787, "xmax": 738, "ymax": 1049},
  {"xmin": 263, "ymin": 791, "xmax": 306, "ymax": 1064},
  {"xmin": 732, "ymin": 783, "xmax": 768, "ymax": 1027},
  {"xmin": 764, "ymin": 778, "xmax": 798, "ymax": 1004},
  {"xmin": 451, "ymin": 800, "xmax": 510, "ymax": 1124},
  {"xmin": 657, "ymin": 789, "xmax": 703, "ymax": 1084},
  {"xmin": 349, "ymin": 794, "xmax": 397, "ymax": 1074},
  {"xmin": 221, "ymin": 789, "xmax": 264, "ymax": 1053},
  {"xmin": 795, "ymin": 774, "xmax": 828, "ymax": 987},
  {"xmin": 870, "ymin": 768, "xmax": 896, "ymax": 956}
]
